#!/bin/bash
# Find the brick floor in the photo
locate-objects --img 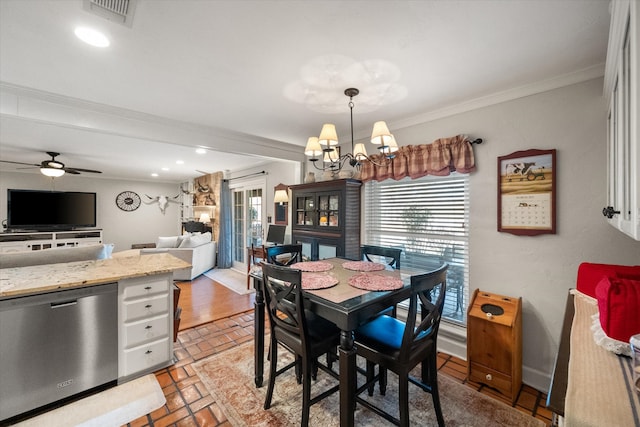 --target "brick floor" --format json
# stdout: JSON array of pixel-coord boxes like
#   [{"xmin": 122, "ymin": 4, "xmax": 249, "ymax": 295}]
[{"xmin": 125, "ymin": 310, "xmax": 552, "ymax": 426}]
